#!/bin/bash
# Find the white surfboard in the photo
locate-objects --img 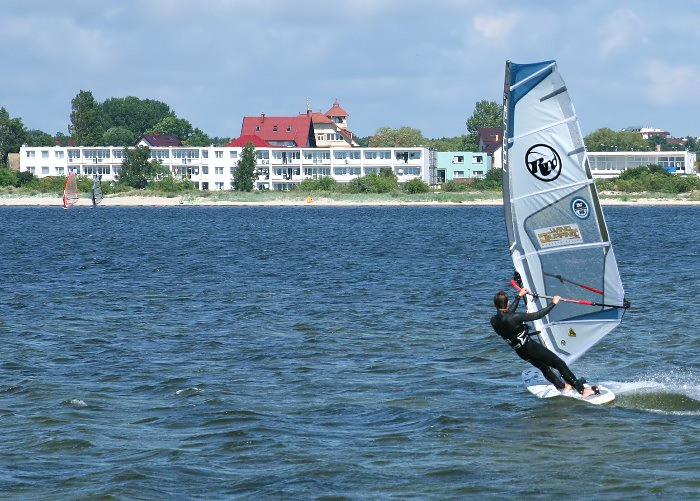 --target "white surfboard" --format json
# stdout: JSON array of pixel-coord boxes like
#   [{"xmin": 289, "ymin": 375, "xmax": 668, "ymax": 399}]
[{"xmin": 522, "ymin": 368, "xmax": 615, "ymax": 405}]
